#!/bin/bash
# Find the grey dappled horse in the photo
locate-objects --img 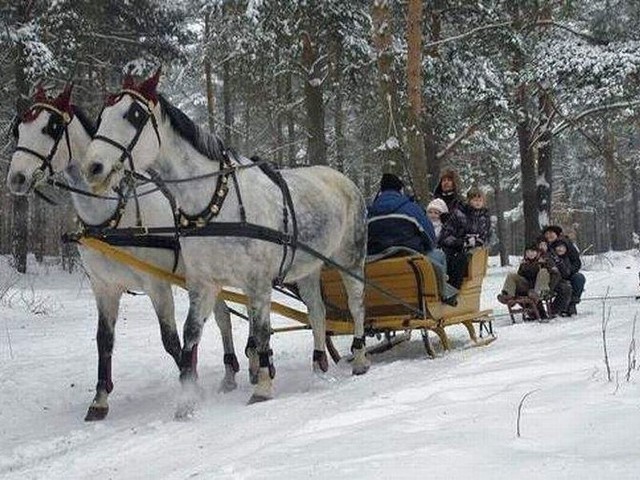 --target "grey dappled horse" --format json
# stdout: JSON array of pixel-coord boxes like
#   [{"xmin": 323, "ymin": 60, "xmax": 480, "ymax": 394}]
[
  {"xmin": 81, "ymin": 71, "xmax": 369, "ymax": 407},
  {"xmin": 6, "ymin": 84, "xmax": 240, "ymax": 421}
]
